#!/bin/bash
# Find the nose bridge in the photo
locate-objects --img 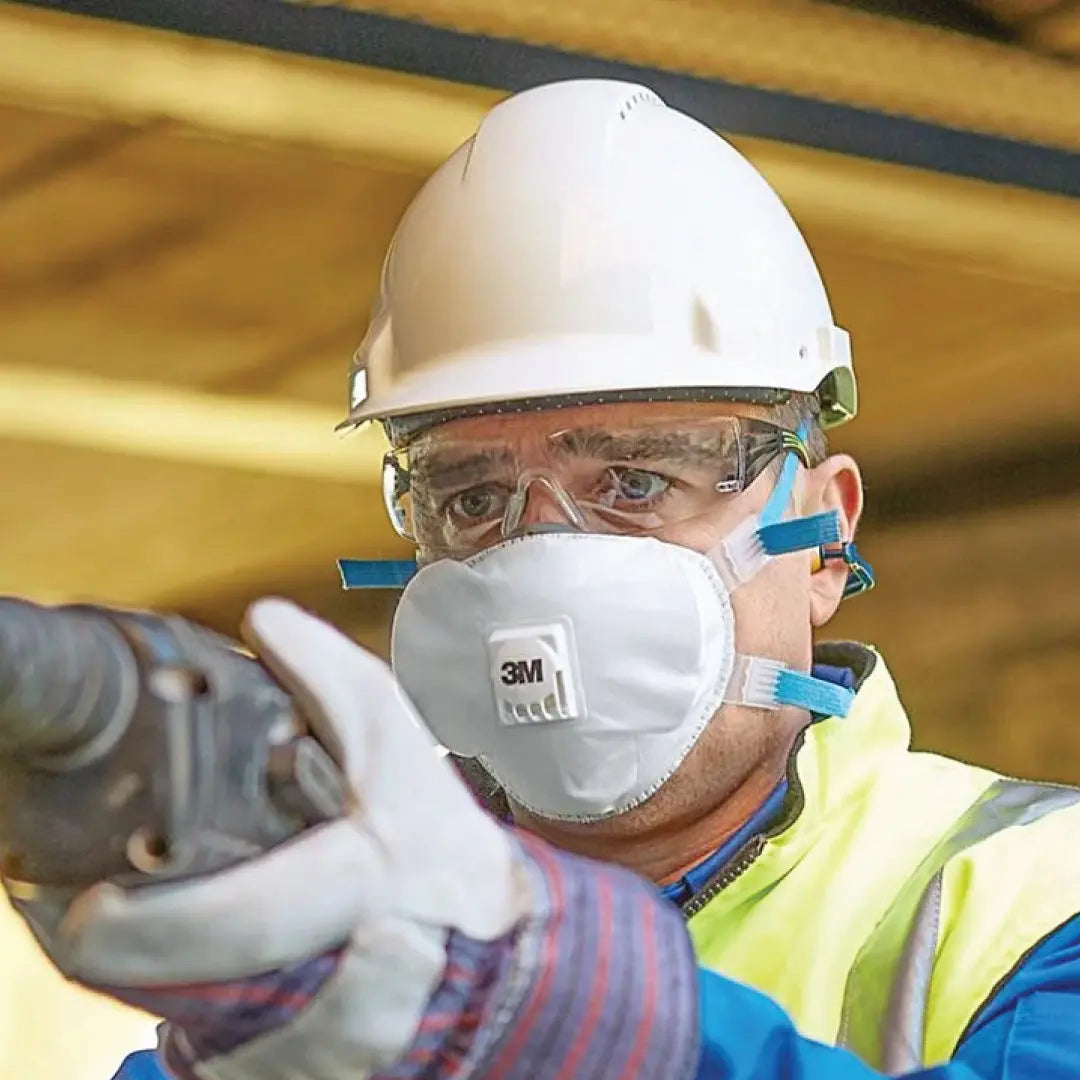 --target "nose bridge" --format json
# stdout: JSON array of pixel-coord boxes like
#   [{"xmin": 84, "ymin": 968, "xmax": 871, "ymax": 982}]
[{"xmin": 505, "ymin": 472, "xmax": 587, "ymax": 535}]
